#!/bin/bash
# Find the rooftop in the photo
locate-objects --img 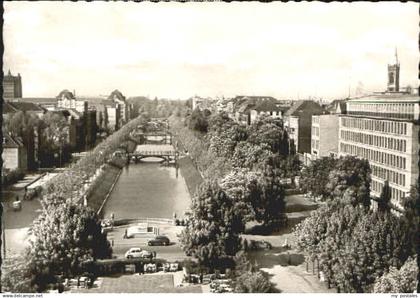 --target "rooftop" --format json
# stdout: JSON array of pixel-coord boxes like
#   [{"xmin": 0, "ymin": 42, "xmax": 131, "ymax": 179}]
[
  {"xmin": 57, "ymin": 89, "xmax": 75, "ymax": 100},
  {"xmin": 7, "ymin": 101, "xmax": 46, "ymax": 113},
  {"xmin": 108, "ymin": 89, "xmax": 126, "ymax": 101},
  {"xmin": 3, "ymin": 133, "xmax": 24, "ymax": 148},
  {"xmin": 348, "ymin": 93, "xmax": 420, "ymax": 103},
  {"xmin": 285, "ymin": 100, "xmax": 325, "ymax": 117}
]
